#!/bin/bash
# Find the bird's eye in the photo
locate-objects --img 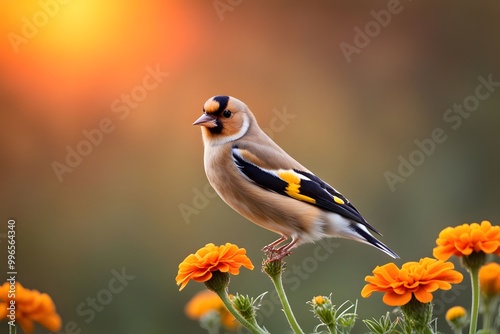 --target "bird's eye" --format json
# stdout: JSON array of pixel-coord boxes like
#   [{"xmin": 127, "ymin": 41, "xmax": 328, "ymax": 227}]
[{"xmin": 223, "ymin": 110, "xmax": 232, "ymax": 118}]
